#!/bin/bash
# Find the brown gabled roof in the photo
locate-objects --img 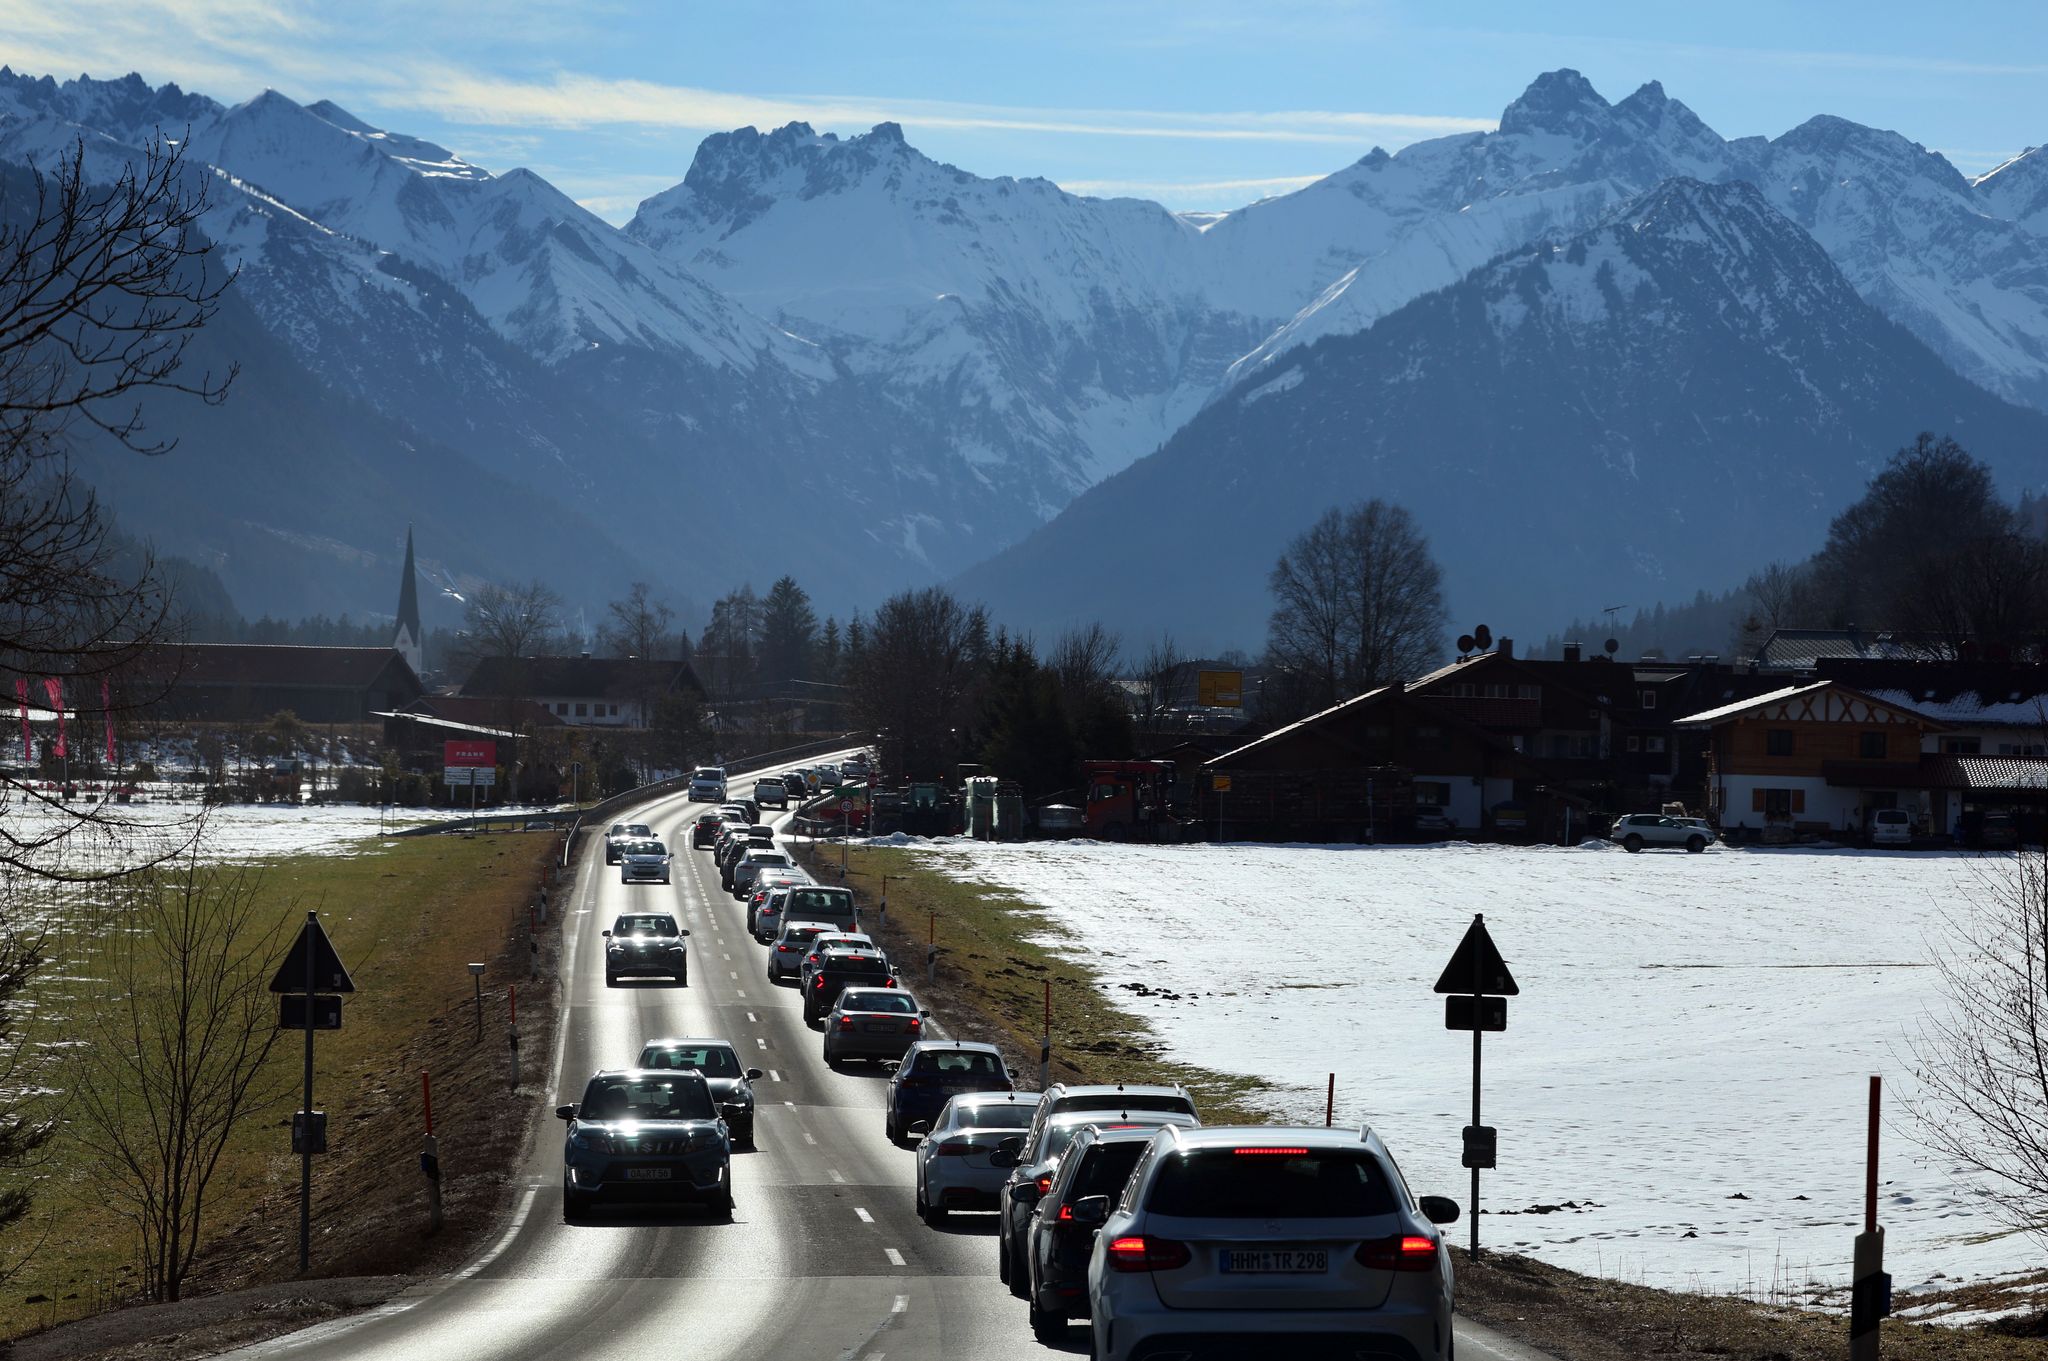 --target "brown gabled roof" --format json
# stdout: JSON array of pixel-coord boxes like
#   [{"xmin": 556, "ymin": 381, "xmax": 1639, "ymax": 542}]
[{"xmin": 136, "ymin": 643, "xmax": 416, "ymax": 691}]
